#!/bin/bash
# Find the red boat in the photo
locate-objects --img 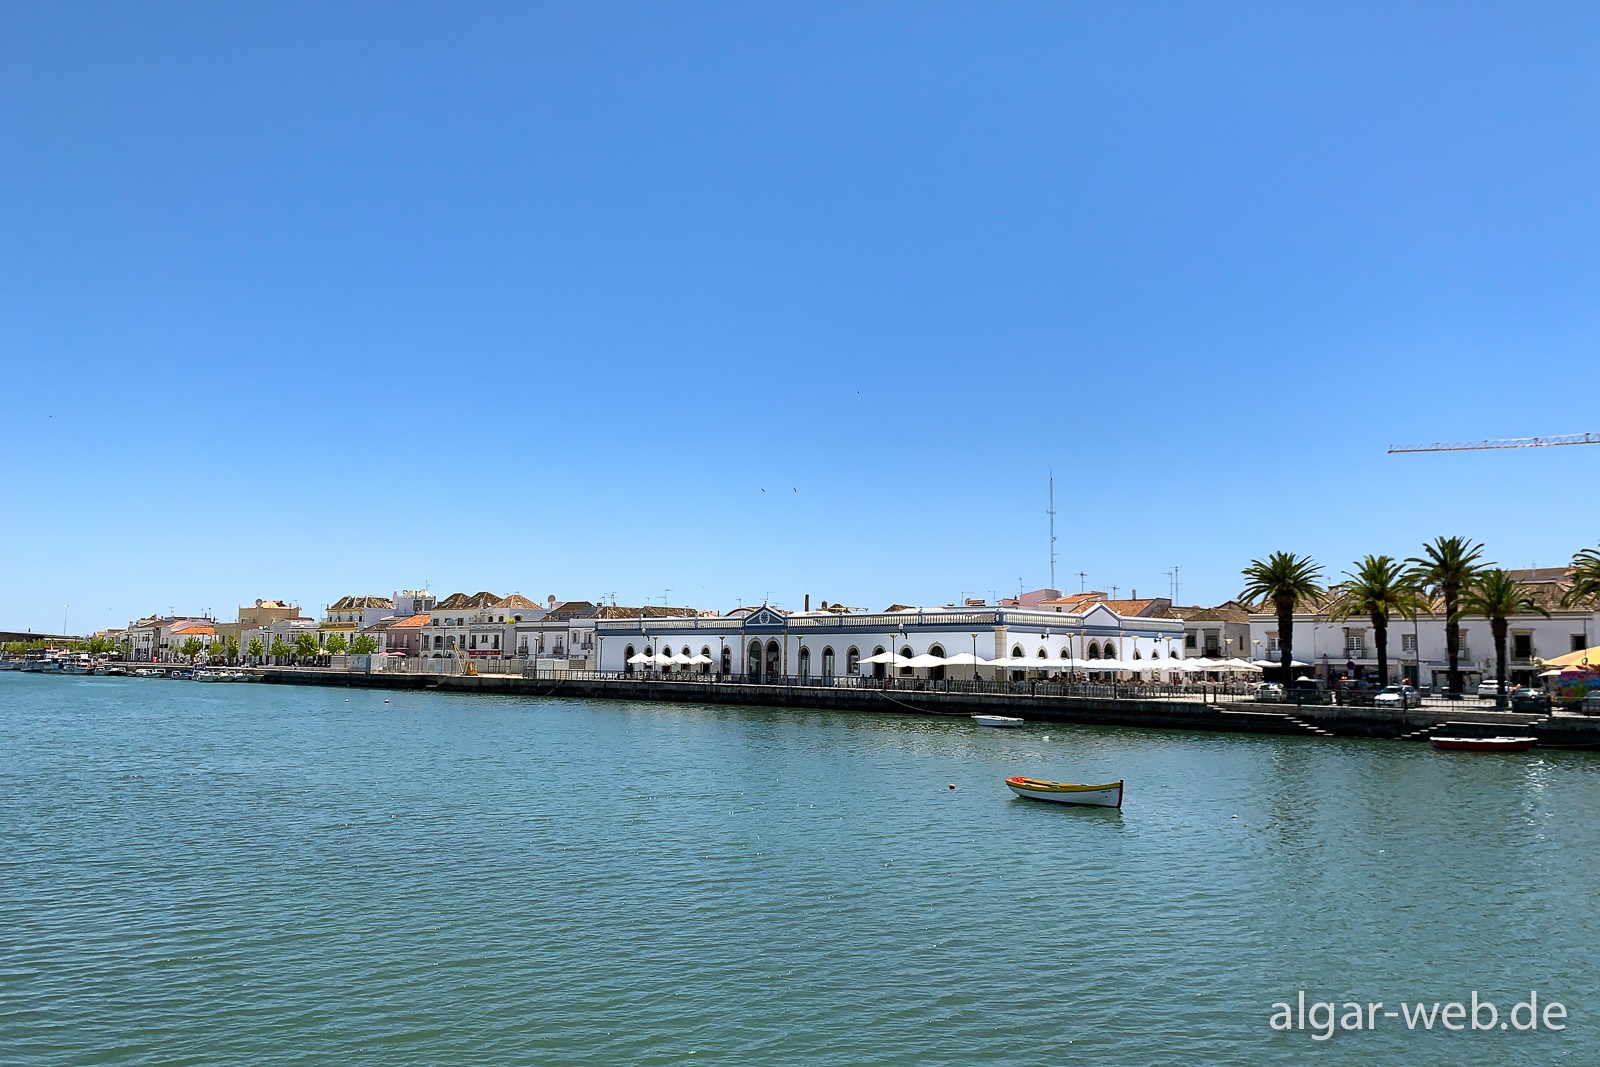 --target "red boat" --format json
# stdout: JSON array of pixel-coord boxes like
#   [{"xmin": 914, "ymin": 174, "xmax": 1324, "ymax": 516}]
[{"xmin": 1431, "ymin": 735, "xmax": 1537, "ymax": 752}]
